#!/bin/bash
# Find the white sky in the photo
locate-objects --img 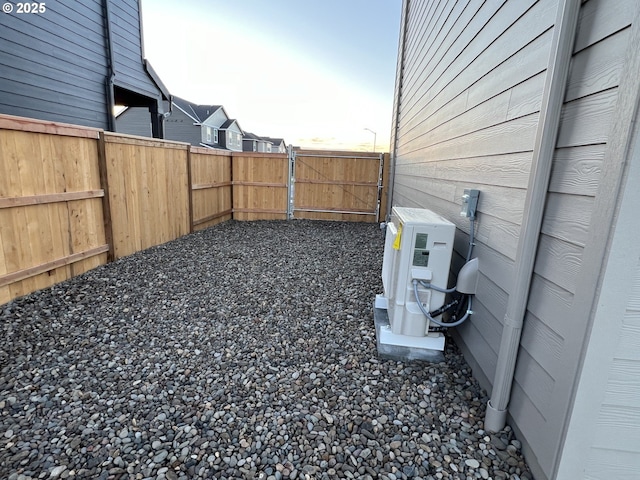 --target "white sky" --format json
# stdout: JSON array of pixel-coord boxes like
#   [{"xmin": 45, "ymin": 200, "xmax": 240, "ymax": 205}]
[{"xmin": 140, "ymin": 0, "xmax": 402, "ymax": 151}]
